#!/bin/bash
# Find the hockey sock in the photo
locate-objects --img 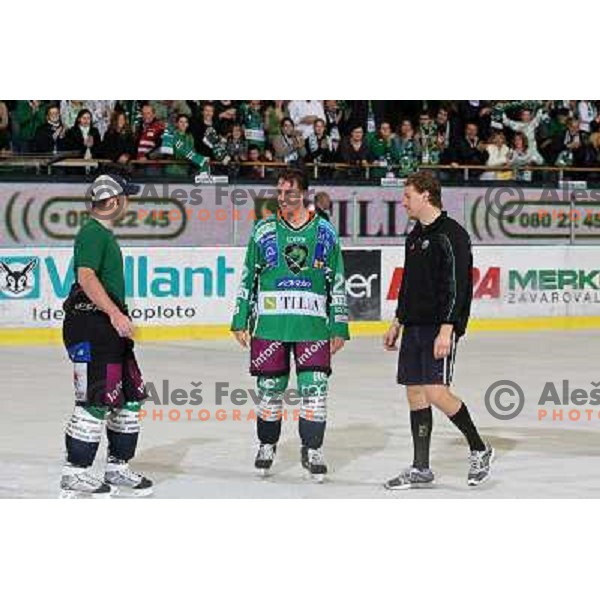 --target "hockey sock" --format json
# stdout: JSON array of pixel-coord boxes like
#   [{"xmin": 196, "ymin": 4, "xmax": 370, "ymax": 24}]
[
  {"xmin": 65, "ymin": 405, "xmax": 107, "ymax": 468},
  {"xmin": 257, "ymin": 374, "xmax": 289, "ymax": 445},
  {"xmin": 298, "ymin": 370, "xmax": 327, "ymax": 450},
  {"xmin": 449, "ymin": 403, "xmax": 486, "ymax": 452},
  {"xmin": 106, "ymin": 401, "xmax": 142, "ymax": 462},
  {"xmin": 410, "ymin": 407, "xmax": 432, "ymax": 469}
]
